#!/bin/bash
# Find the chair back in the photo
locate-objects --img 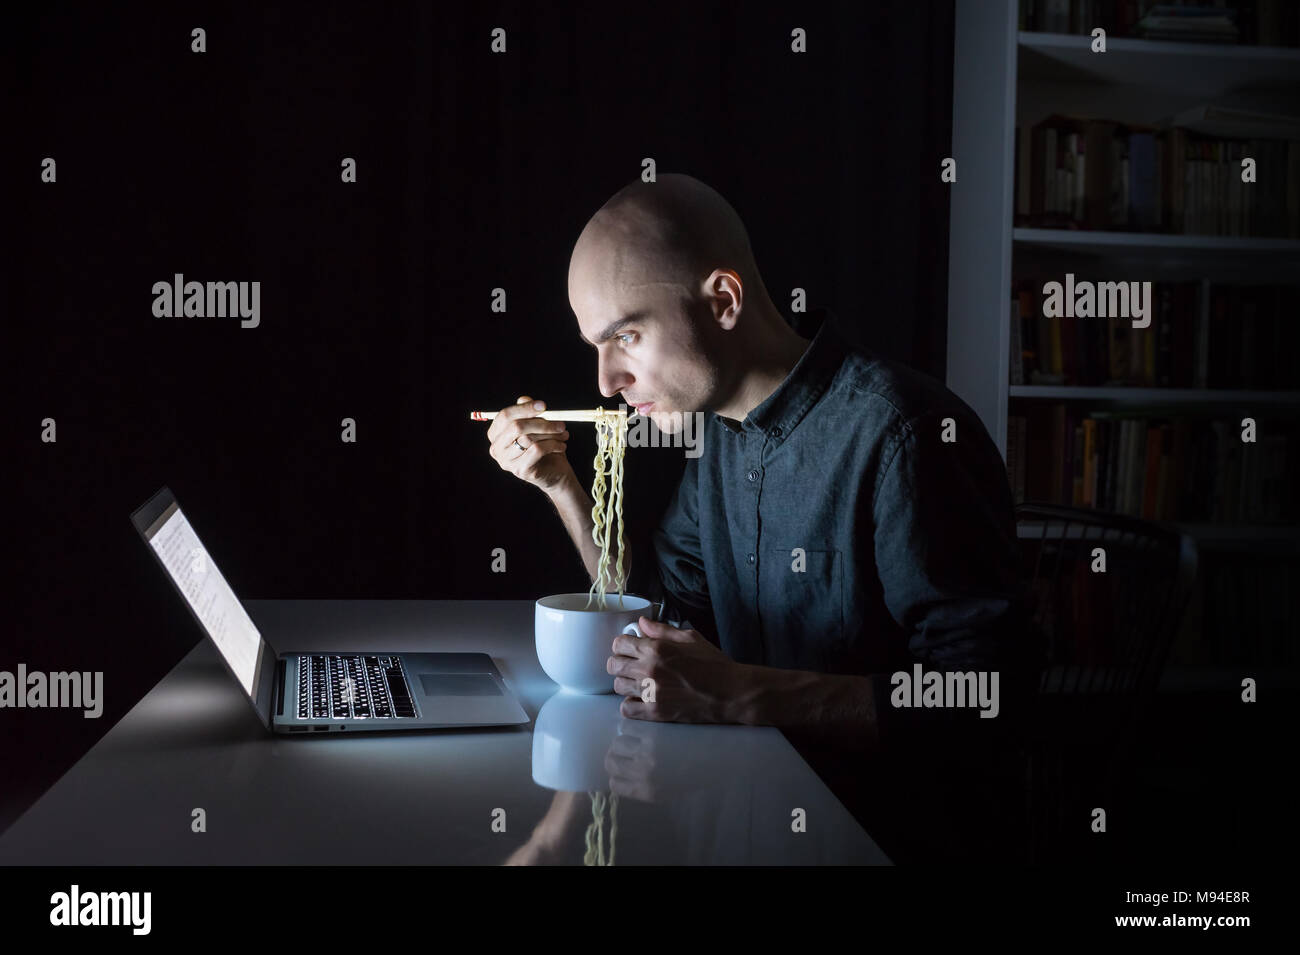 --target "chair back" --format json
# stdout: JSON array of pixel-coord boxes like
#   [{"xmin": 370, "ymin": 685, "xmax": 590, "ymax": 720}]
[{"xmin": 1016, "ymin": 503, "xmax": 1198, "ymax": 716}]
